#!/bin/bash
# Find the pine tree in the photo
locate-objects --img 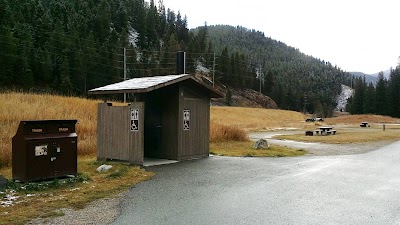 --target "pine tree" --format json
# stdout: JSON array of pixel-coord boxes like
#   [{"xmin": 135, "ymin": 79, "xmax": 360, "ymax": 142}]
[
  {"xmin": 225, "ymin": 88, "xmax": 232, "ymax": 106},
  {"xmin": 388, "ymin": 67, "xmax": 400, "ymax": 117},
  {"xmin": 146, "ymin": 0, "xmax": 158, "ymax": 49},
  {"xmin": 0, "ymin": 30, "xmax": 17, "ymax": 86},
  {"xmin": 264, "ymin": 70, "xmax": 274, "ymax": 95},
  {"xmin": 351, "ymin": 77, "xmax": 365, "ymax": 114},
  {"xmin": 60, "ymin": 56, "xmax": 73, "ymax": 94},
  {"xmin": 218, "ymin": 47, "xmax": 230, "ymax": 84},
  {"xmin": 131, "ymin": 0, "xmax": 147, "ymax": 49},
  {"xmin": 363, "ymin": 83, "xmax": 375, "ymax": 114},
  {"xmin": 375, "ymin": 72, "xmax": 388, "ymax": 116}
]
